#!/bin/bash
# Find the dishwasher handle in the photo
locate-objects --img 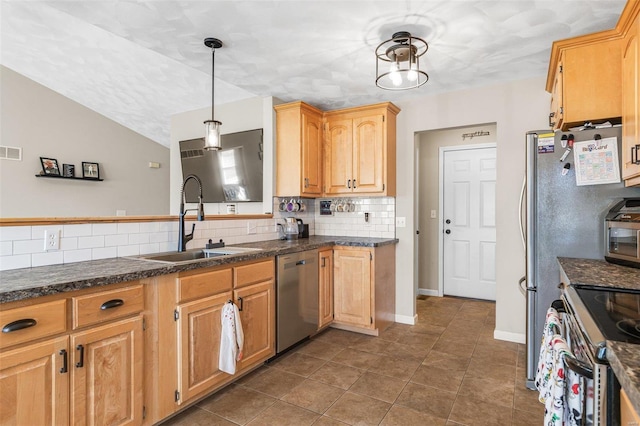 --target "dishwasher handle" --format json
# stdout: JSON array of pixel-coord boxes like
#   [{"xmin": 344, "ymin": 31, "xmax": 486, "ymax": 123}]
[{"xmin": 295, "ymin": 260, "xmax": 306, "ymax": 265}]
